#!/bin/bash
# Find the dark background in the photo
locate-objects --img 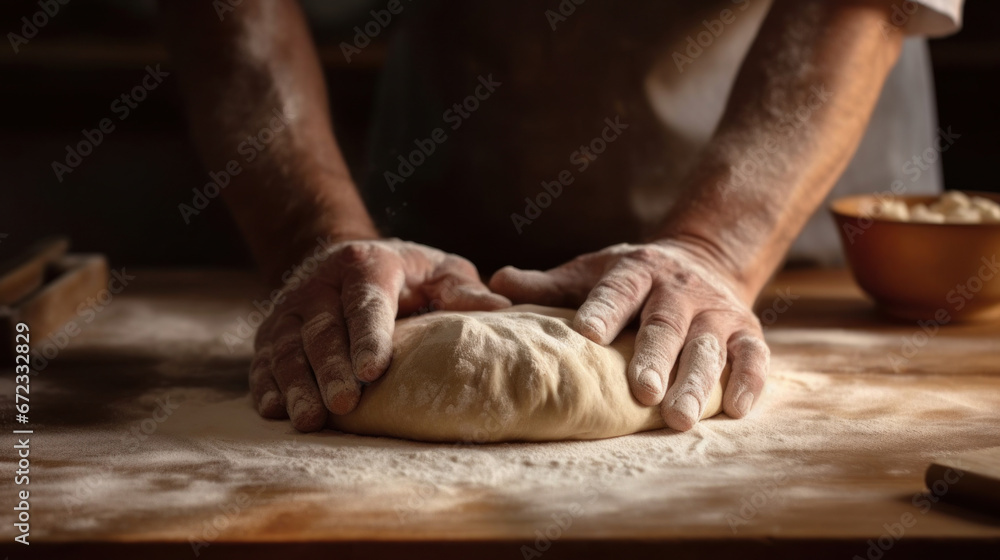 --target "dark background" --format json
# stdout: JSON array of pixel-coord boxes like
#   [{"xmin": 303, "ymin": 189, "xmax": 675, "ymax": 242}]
[{"xmin": 1, "ymin": 0, "xmax": 997, "ymax": 271}]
